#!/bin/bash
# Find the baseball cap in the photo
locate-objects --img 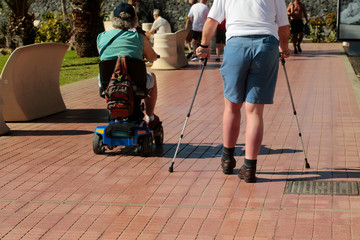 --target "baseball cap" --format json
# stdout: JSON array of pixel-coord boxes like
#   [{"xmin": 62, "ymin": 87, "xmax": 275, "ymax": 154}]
[{"xmin": 113, "ymin": 3, "xmax": 135, "ymax": 19}]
